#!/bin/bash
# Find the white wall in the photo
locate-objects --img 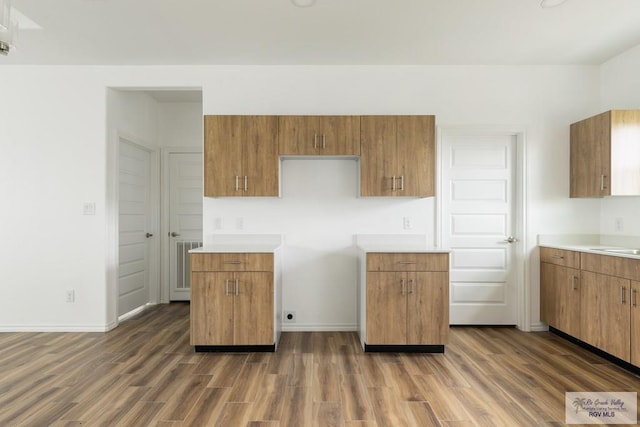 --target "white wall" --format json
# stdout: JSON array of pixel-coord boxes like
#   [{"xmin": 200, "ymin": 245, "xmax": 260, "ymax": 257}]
[
  {"xmin": 157, "ymin": 102, "xmax": 203, "ymax": 148},
  {"xmin": 599, "ymin": 43, "xmax": 640, "ymax": 237},
  {"xmin": 0, "ymin": 65, "xmax": 602, "ymax": 331}
]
